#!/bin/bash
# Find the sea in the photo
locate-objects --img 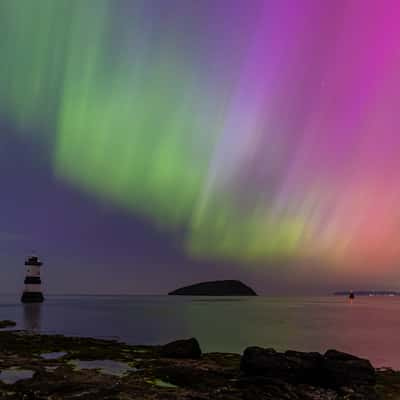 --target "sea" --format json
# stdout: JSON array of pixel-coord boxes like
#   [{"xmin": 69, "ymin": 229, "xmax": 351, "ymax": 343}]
[{"xmin": 0, "ymin": 294, "xmax": 399, "ymax": 369}]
